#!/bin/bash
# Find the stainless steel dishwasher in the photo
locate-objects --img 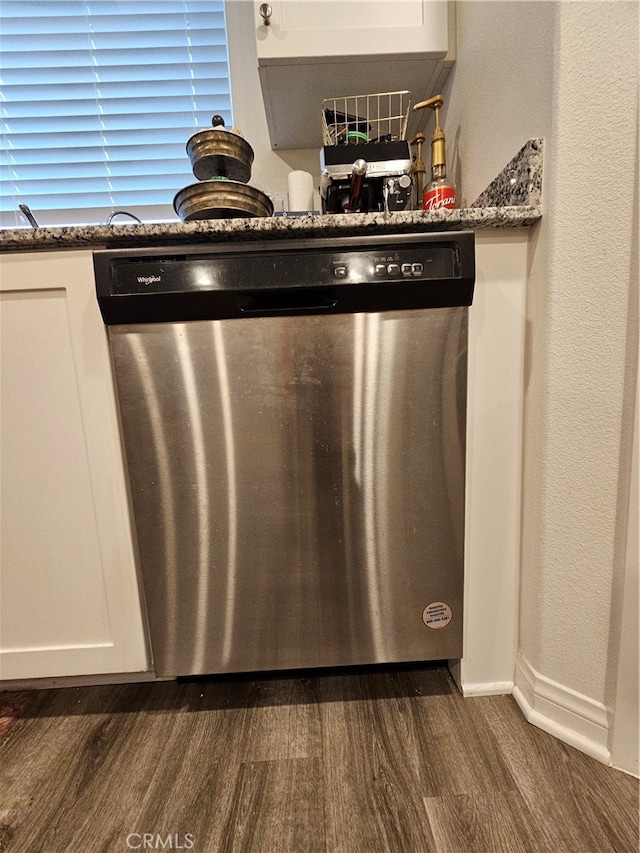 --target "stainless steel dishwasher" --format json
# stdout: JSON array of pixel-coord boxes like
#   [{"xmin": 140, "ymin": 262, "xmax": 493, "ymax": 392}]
[{"xmin": 94, "ymin": 232, "xmax": 475, "ymax": 677}]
